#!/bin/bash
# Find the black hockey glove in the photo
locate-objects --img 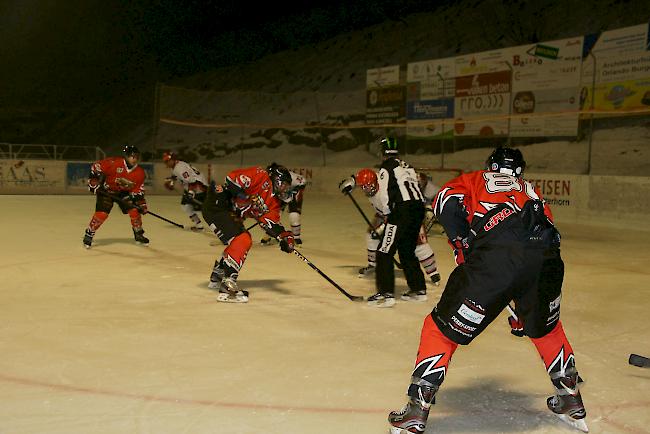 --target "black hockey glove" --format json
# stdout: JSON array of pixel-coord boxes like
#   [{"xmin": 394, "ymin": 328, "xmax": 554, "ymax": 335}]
[
  {"xmin": 279, "ymin": 231, "xmax": 295, "ymax": 253},
  {"xmin": 87, "ymin": 171, "xmax": 105, "ymax": 195},
  {"xmin": 338, "ymin": 176, "xmax": 355, "ymax": 194}
]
